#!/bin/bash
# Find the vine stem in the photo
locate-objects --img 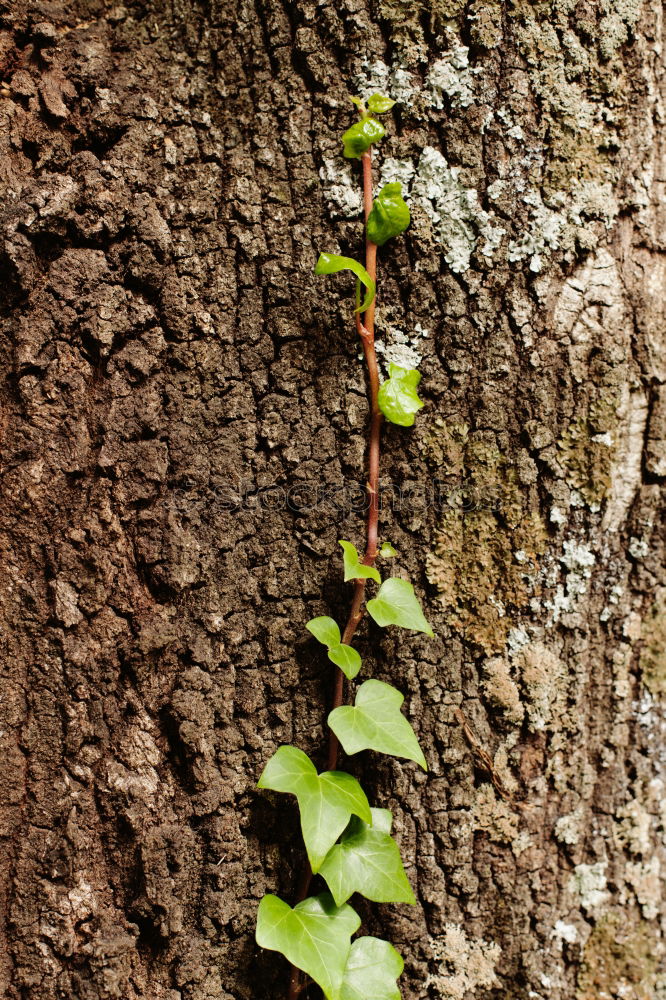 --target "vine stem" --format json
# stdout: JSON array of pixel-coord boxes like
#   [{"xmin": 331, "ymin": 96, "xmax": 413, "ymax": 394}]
[{"xmin": 286, "ymin": 145, "xmax": 382, "ymax": 1000}]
